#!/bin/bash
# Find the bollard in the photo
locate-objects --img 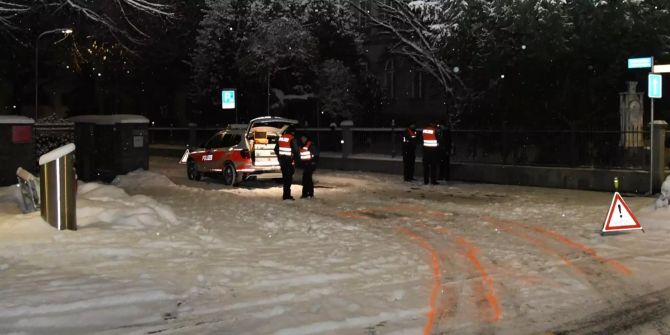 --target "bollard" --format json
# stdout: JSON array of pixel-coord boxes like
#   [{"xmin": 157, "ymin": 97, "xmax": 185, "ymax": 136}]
[
  {"xmin": 652, "ymin": 120, "xmax": 668, "ymax": 192},
  {"xmin": 39, "ymin": 143, "xmax": 77, "ymax": 230}
]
